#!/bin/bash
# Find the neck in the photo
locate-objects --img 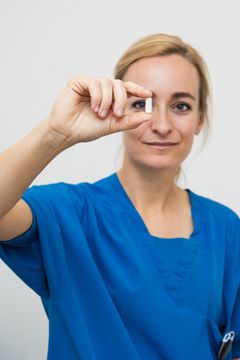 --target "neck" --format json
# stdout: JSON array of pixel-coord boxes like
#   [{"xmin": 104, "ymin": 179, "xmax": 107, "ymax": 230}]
[{"xmin": 117, "ymin": 164, "xmax": 182, "ymax": 215}]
